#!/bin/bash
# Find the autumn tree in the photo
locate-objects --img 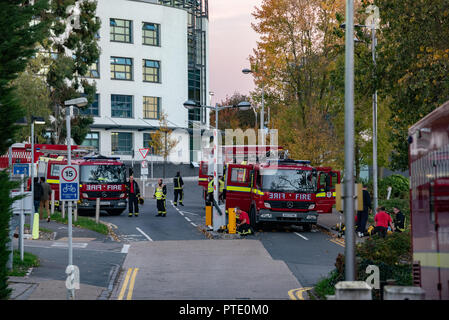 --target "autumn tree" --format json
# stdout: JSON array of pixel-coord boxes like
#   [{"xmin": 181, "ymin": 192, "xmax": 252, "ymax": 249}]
[
  {"xmin": 210, "ymin": 92, "xmax": 256, "ymax": 131},
  {"xmin": 149, "ymin": 111, "xmax": 179, "ymax": 178},
  {"xmin": 373, "ymin": 0, "xmax": 449, "ymax": 170}
]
